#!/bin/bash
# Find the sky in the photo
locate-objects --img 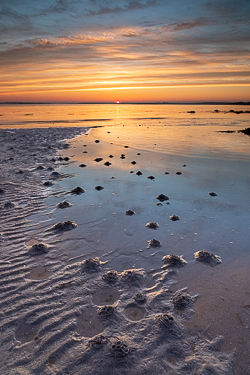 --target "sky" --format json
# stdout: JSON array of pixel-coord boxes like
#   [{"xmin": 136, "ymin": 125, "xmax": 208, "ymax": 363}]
[{"xmin": 0, "ymin": 0, "xmax": 250, "ymax": 102}]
